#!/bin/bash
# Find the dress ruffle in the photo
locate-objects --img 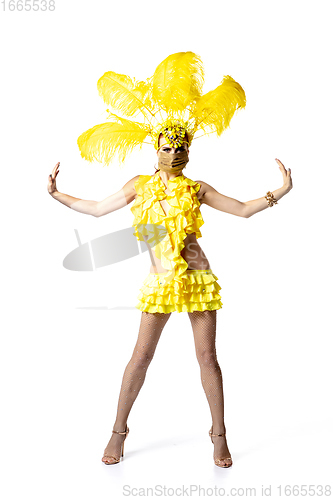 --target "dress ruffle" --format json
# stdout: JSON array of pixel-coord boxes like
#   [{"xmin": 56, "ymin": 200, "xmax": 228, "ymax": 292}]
[
  {"xmin": 131, "ymin": 173, "xmax": 222, "ymax": 313},
  {"xmin": 136, "ymin": 270, "xmax": 223, "ymax": 314},
  {"xmin": 131, "ymin": 173, "xmax": 204, "ymax": 289}
]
